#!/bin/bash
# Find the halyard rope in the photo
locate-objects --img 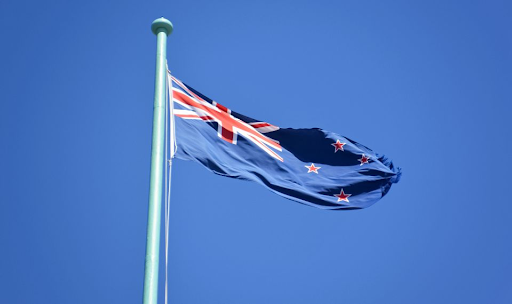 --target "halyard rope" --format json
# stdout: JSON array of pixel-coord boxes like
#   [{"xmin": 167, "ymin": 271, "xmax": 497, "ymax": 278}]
[{"xmin": 164, "ymin": 65, "xmax": 176, "ymax": 304}]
